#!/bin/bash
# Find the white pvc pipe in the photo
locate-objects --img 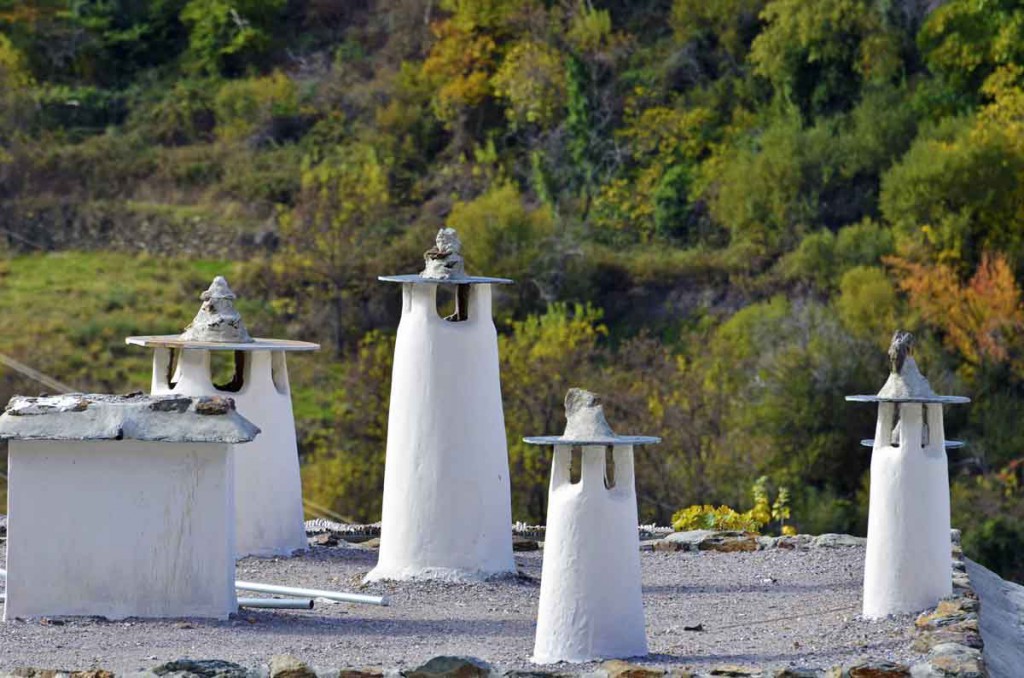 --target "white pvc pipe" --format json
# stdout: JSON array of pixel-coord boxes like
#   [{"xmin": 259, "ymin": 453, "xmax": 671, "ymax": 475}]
[
  {"xmin": 235, "ymin": 580, "xmax": 389, "ymax": 607},
  {"xmin": 0, "ymin": 569, "xmax": 384, "ymax": 607},
  {"xmin": 238, "ymin": 597, "xmax": 313, "ymax": 610}
]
